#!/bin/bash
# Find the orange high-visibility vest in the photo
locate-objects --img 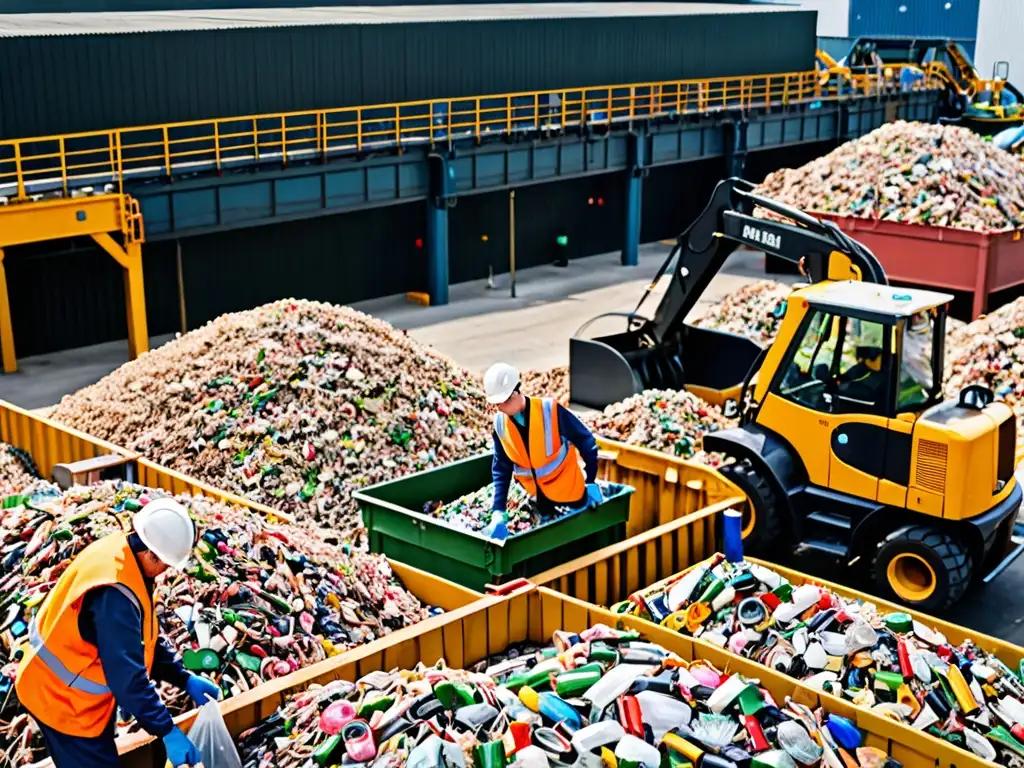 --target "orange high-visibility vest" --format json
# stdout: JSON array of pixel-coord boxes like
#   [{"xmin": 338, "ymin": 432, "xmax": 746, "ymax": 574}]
[
  {"xmin": 16, "ymin": 533, "xmax": 158, "ymax": 738},
  {"xmin": 494, "ymin": 397, "xmax": 585, "ymax": 504}
]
